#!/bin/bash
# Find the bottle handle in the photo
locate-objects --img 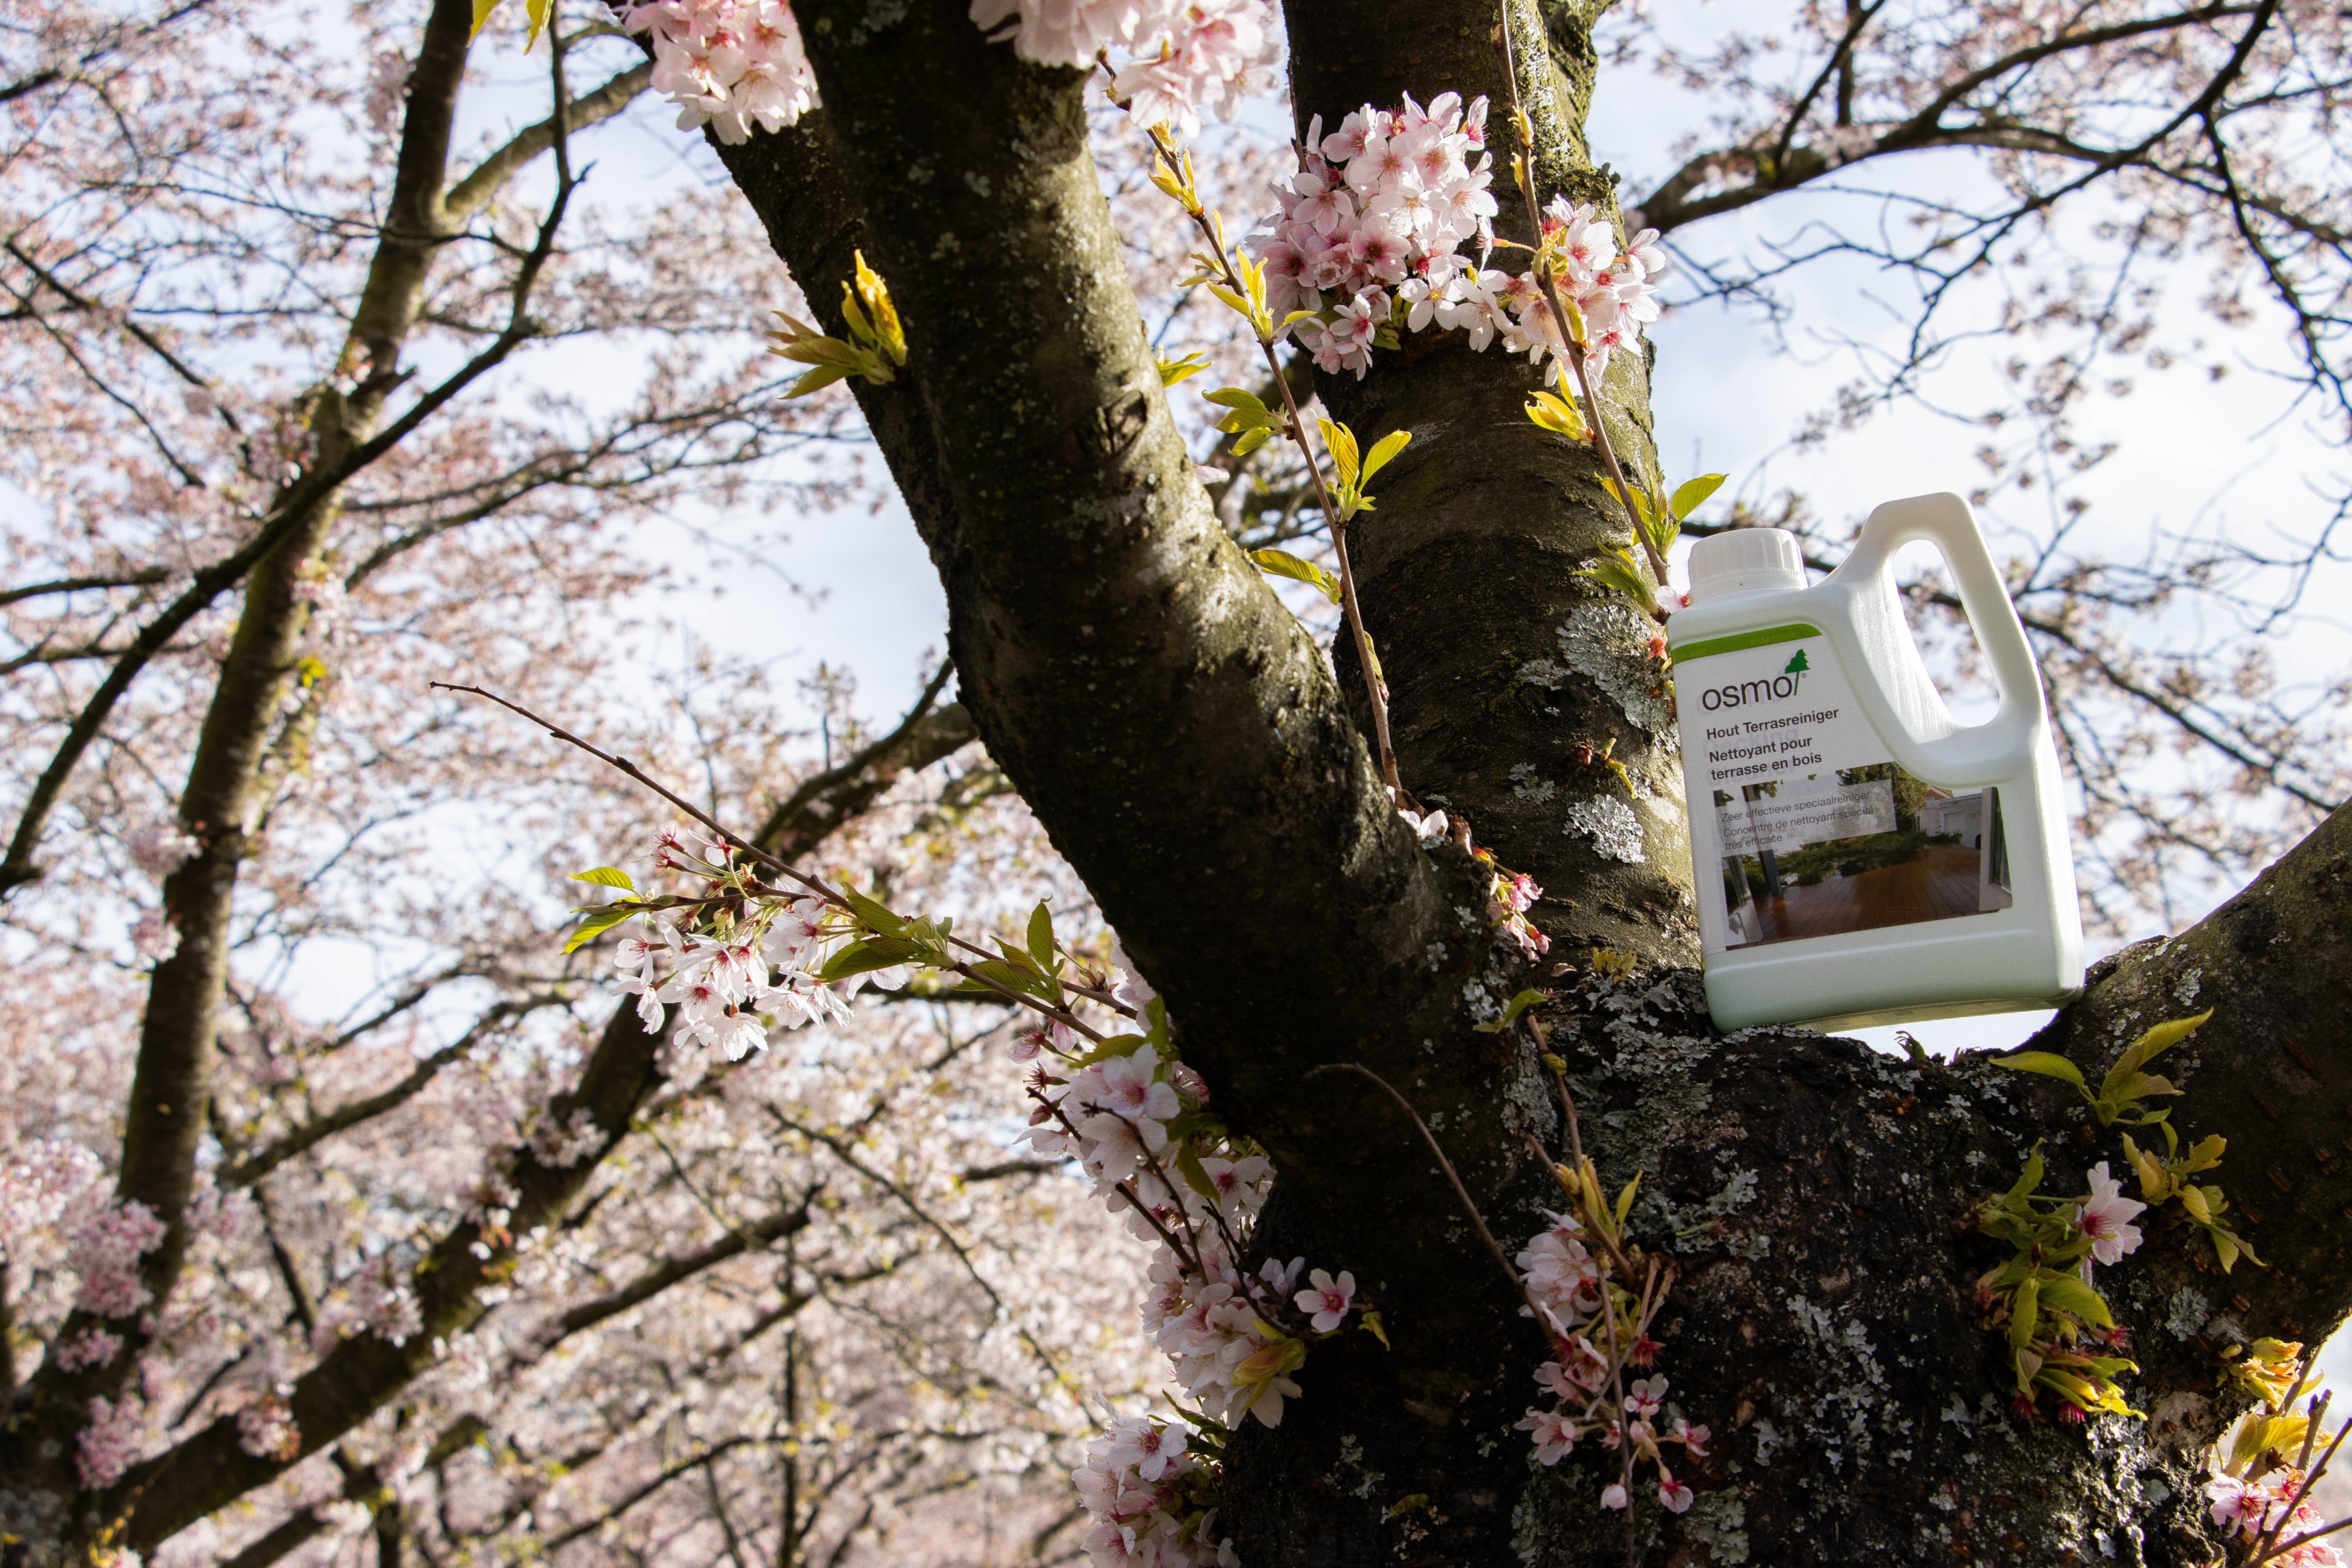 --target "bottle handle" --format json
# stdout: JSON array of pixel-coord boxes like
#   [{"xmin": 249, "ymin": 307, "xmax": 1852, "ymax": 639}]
[{"xmin": 1838, "ymin": 491, "xmax": 2045, "ymax": 750}]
